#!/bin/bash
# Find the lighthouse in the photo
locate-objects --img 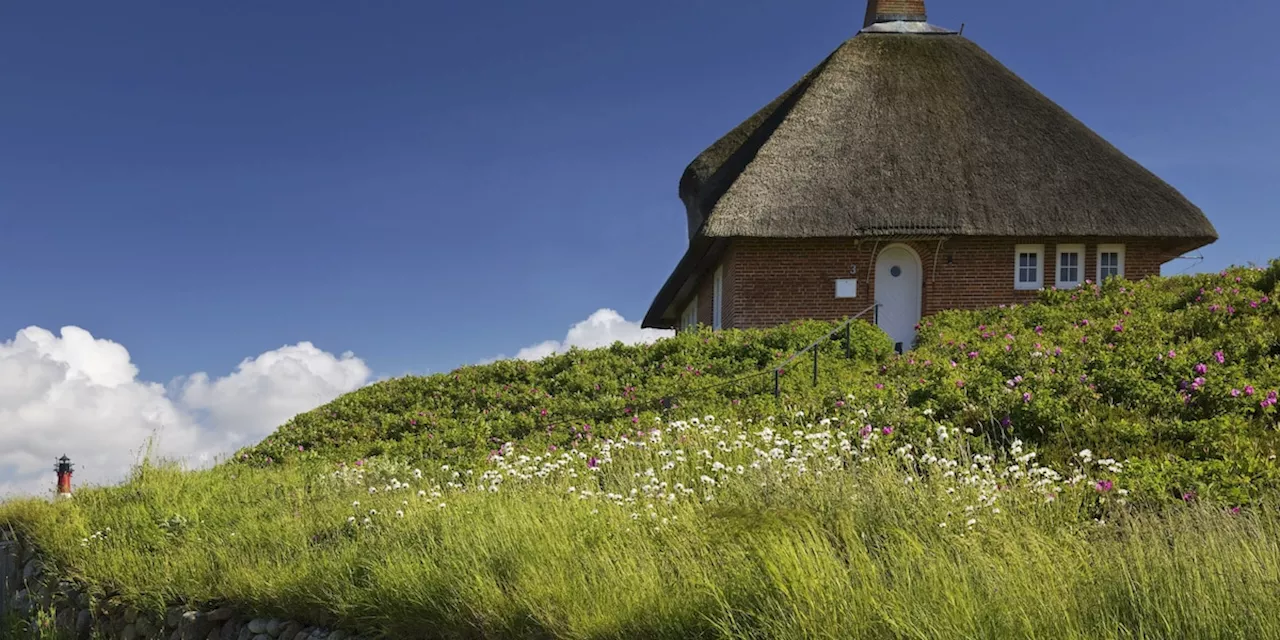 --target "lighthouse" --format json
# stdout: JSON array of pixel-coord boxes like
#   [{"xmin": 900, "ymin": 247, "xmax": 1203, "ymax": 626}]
[{"xmin": 55, "ymin": 455, "xmax": 73, "ymax": 499}]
